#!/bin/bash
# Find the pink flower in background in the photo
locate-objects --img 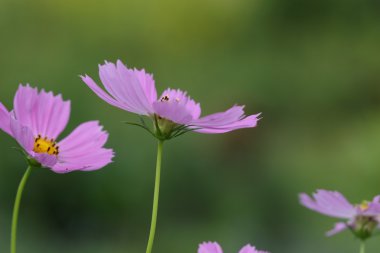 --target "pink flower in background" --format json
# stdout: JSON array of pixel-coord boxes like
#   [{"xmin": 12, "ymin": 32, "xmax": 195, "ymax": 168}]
[
  {"xmin": 81, "ymin": 60, "xmax": 260, "ymax": 139},
  {"xmin": 0, "ymin": 85, "xmax": 114, "ymax": 173},
  {"xmin": 299, "ymin": 189, "xmax": 380, "ymax": 239},
  {"xmin": 198, "ymin": 242, "xmax": 269, "ymax": 253}
]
